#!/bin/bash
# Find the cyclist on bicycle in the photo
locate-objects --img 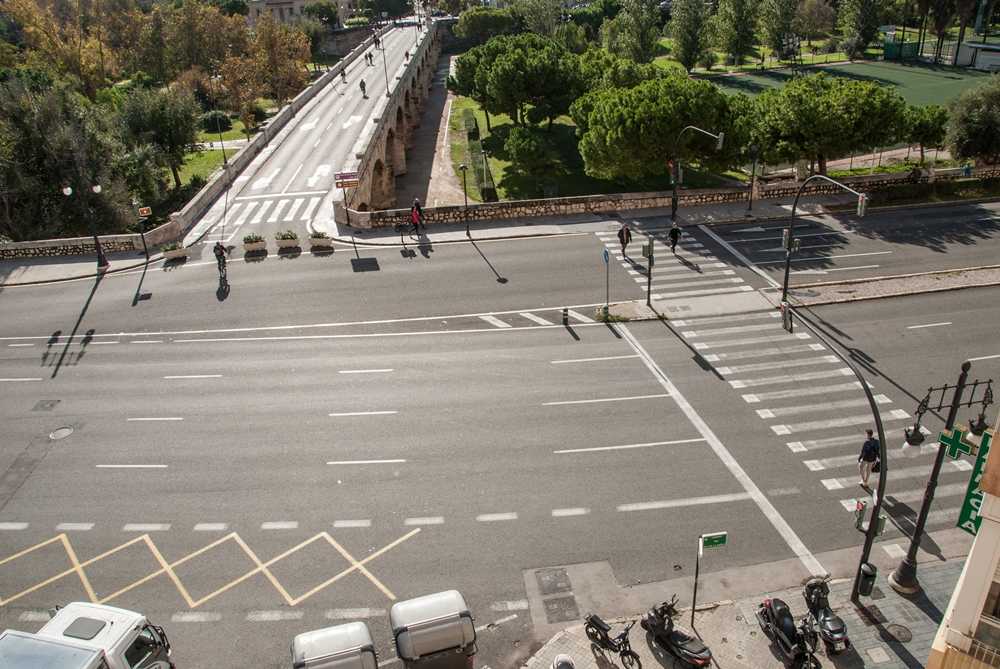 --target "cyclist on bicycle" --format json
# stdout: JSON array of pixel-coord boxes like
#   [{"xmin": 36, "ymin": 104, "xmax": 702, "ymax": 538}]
[
  {"xmin": 213, "ymin": 241, "xmax": 227, "ymax": 274},
  {"xmin": 340, "ymin": 70, "xmax": 347, "ymax": 84}
]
